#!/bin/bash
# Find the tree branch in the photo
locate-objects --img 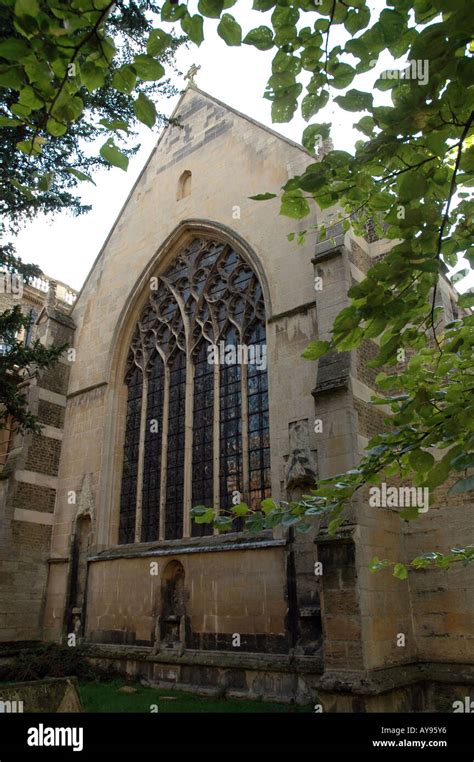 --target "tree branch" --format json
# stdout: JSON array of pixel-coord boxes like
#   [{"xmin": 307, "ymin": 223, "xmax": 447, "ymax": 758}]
[
  {"xmin": 429, "ymin": 110, "xmax": 474, "ymax": 351},
  {"xmin": 28, "ymin": 2, "xmax": 116, "ymax": 156}
]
